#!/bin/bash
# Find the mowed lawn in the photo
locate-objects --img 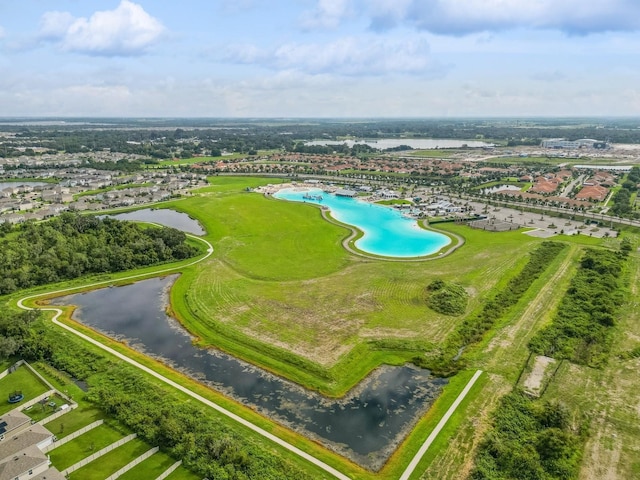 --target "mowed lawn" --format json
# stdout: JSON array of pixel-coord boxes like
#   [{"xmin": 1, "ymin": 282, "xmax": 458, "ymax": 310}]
[
  {"xmin": 164, "ymin": 465, "xmax": 202, "ymax": 480},
  {"xmin": 0, "ymin": 365, "xmax": 49, "ymax": 415},
  {"xmin": 46, "ymin": 404, "xmax": 106, "ymax": 439},
  {"xmin": 49, "ymin": 423, "xmax": 128, "ymax": 471},
  {"xmin": 116, "ymin": 450, "xmax": 178, "ymax": 480},
  {"xmin": 68, "ymin": 437, "xmax": 152, "ymax": 480},
  {"xmin": 171, "ymin": 186, "xmax": 353, "ymax": 281},
  {"xmin": 161, "ymin": 177, "xmax": 547, "ymax": 390}
]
